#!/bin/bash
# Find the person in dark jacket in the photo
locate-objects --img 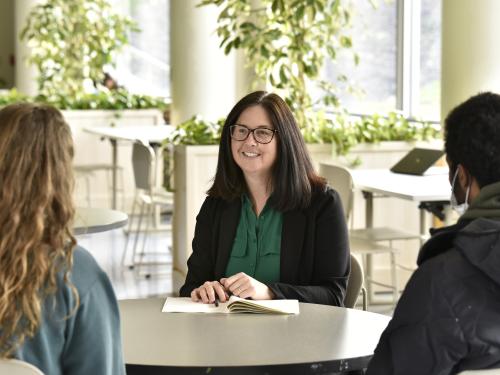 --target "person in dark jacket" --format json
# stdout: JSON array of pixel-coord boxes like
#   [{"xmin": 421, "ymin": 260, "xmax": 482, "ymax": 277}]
[
  {"xmin": 367, "ymin": 92, "xmax": 500, "ymax": 375},
  {"xmin": 179, "ymin": 91, "xmax": 350, "ymax": 306}
]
